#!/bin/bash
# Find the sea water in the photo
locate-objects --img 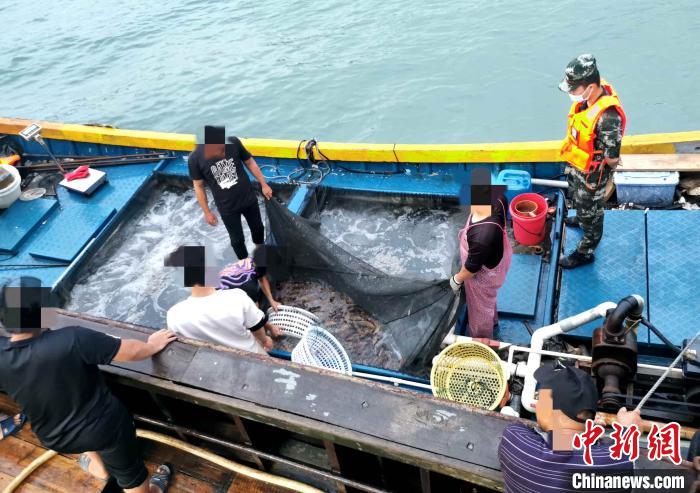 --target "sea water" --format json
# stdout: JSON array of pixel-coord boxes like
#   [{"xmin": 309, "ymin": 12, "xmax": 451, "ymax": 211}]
[
  {"xmin": 65, "ymin": 184, "xmax": 266, "ymax": 327},
  {"xmin": 66, "ymin": 187, "xmax": 464, "ymax": 369},
  {"xmin": 2, "ymin": 1, "xmax": 698, "ymax": 143}
]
